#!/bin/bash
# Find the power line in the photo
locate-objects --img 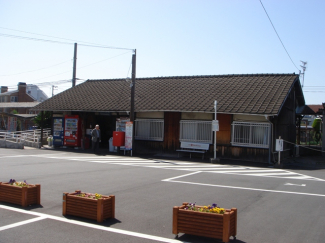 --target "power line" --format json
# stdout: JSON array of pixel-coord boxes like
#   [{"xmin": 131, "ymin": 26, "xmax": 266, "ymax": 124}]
[
  {"xmin": 25, "ymin": 70, "xmax": 73, "ymax": 83},
  {"xmin": 0, "ymin": 33, "xmax": 73, "ymax": 45},
  {"xmin": 77, "ymin": 51, "xmax": 132, "ymax": 69},
  {"xmin": 1, "ymin": 50, "xmax": 131, "ymax": 85},
  {"xmin": 303, "ymin": 91, "xmax": 325, "ymax": 93},
  {"xmin": 259, "ymin": 0, "xmax": 300, "ymax": 71},
  {"xmin": 0, "ymin": 32, "xmax": 134, "ymax": 51},
  {"xmin": 6, "ymin": 79, "xmax": 72, "ymax": 89},
  {"xmin": 78, "ymin": 43, "xmax": 133, "ymax": 51},
  {"xmin": 304, "ymin": 86, "xmax": 325, "ymax": 87},
  {"xmin": 0, "ymin": 60, "xmax": 71, "ymax": 77},
  {"xmin": 0, "ymin": 26, "xmax": 134, "ymax": 51}
]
